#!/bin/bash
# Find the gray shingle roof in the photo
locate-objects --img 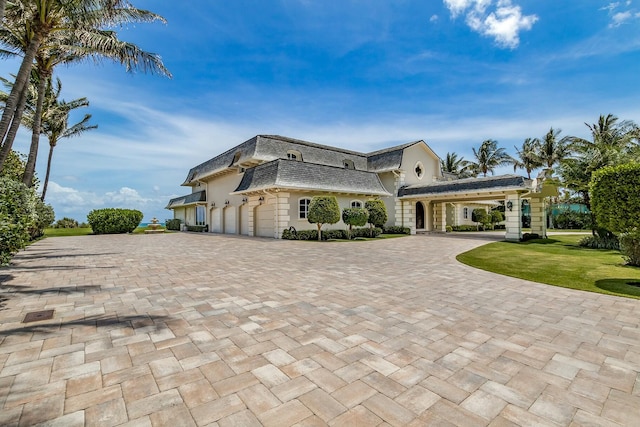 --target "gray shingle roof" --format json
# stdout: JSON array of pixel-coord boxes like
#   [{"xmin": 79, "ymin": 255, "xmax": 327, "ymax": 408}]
[
  {"xmin": 165, "ymin": 190, "xmax": 206, "ymax": 209},
  {"xmin": 366, "ymin": 141, "xmax": 419, "ymax": 173},
  {"xmin": 233, "ymin": 159, "xmax": 392, "ymax": 196},
  {"xmin": 182, "ymin": 135, "xmax": 372, "ymax": 185},
  {"xmin": 398, "ymin": 174, "xmax": 530, "ymax": 197}
]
